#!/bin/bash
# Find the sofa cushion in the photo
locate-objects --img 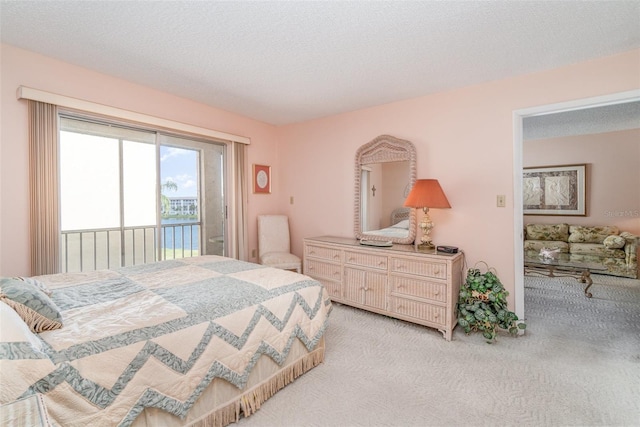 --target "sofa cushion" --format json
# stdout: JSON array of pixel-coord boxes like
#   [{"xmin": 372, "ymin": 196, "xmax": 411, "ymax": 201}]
[
  {"xmin": 568, "ymin": 225, "xmax": 619, "ymax": 244},
  {"xmin": 620, "ymin": 231, "xmax": 638, "ymax": 242},
  {"xmin": 569, "ymin": 243, "xmax": 626, "ymax": 259},
  {"xmin": 526, "ymin": 224, "xmax": 569, "ymax": 241},
  {"xmin": 603, "ymin": 235, "xmax": 626, "ymax": 249},
  {"xmin": 524, "ymin": 240, "xmax": 569, "ymax": 252}
]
